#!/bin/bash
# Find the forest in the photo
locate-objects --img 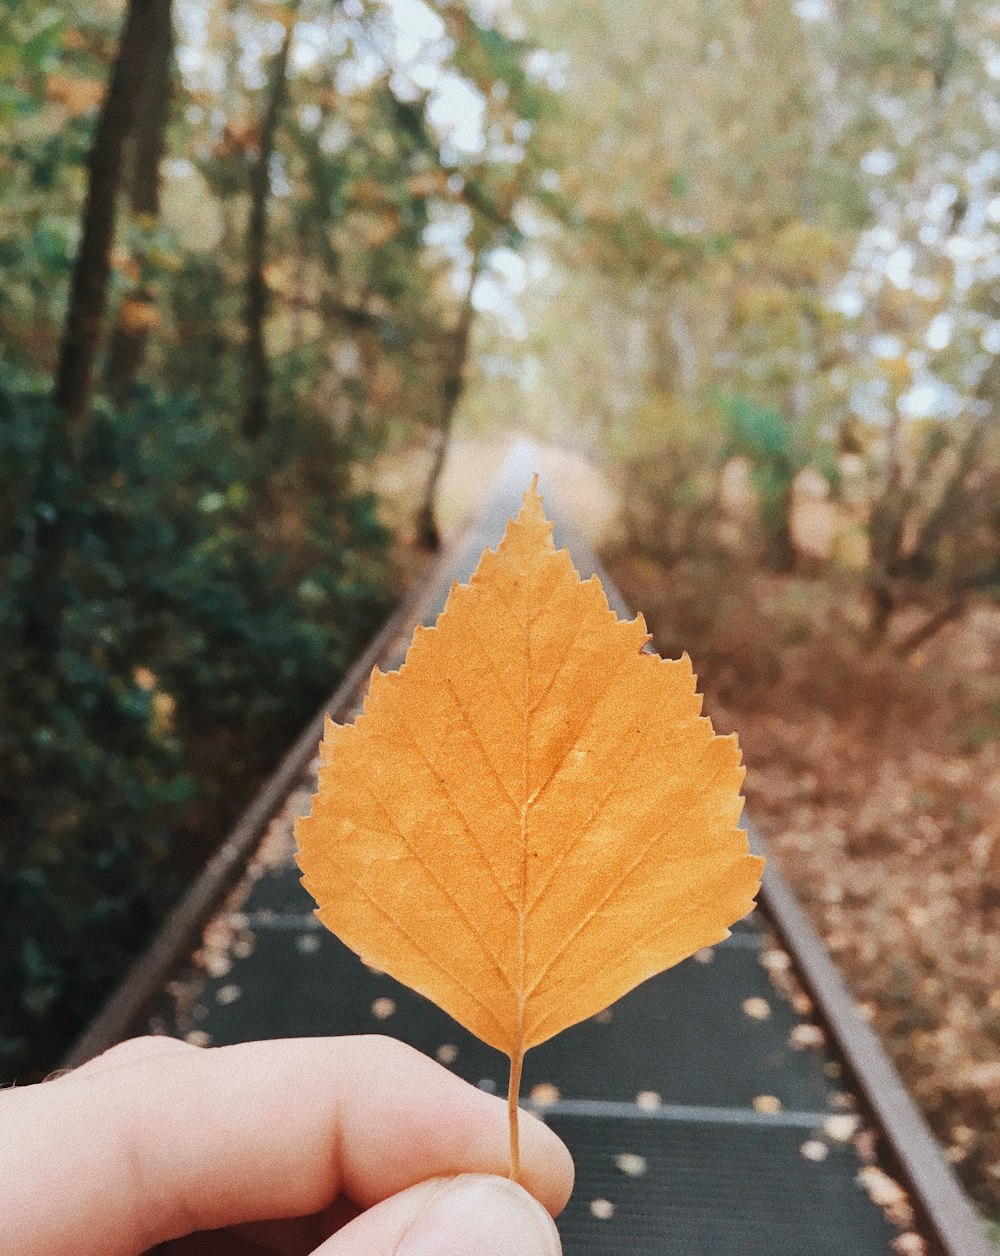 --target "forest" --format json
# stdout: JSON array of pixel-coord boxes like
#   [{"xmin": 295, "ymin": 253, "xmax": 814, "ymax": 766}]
[{"xmin": 1, "ymin": 0, "xmax": 998, "ymax": 1234}]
